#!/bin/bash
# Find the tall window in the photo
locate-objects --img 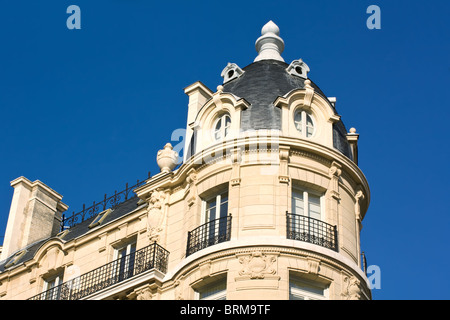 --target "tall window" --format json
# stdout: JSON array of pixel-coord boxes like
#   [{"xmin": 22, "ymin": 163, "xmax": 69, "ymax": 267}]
[
  {"xmin": 203, "ymin": 191, "xmax": 229, "ymax": 223},
  {"xmin": 203, "ymin": 191, "xmax": 229, "ymax": 245},
  {"xmin": 294, "ymin": 110, "xmax": 314, "ymax": 138},
  {"xmin": 44, "ymin": 273, "xmax": 63, "ymax": 300},
  {"xmin": 113, "ymin": 241, "xmax": 137, "ymax": 282},
  {"xmin": 289, "ymin": 276, "xmax": 328, "ymax": 300},
  {"xmin": 292, "ymin": 188, "xmax": 322, "ymax": 220},
  {"xmin": 214, "ymin": 114, "xmax": 231, "ymax": 141}
]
